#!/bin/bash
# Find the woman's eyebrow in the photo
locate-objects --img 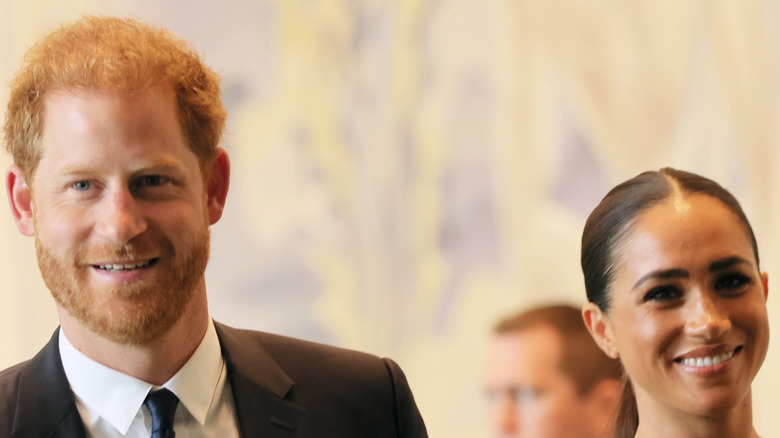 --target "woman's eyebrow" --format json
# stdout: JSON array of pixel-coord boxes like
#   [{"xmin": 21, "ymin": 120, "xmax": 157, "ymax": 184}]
[
  {"xmin": 709, "ymin": 256, "xmax": 751, "ymax": 272},
  {"xmin": 632, "ymin": 269, "xmax": 688, "ymax": 291}
]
